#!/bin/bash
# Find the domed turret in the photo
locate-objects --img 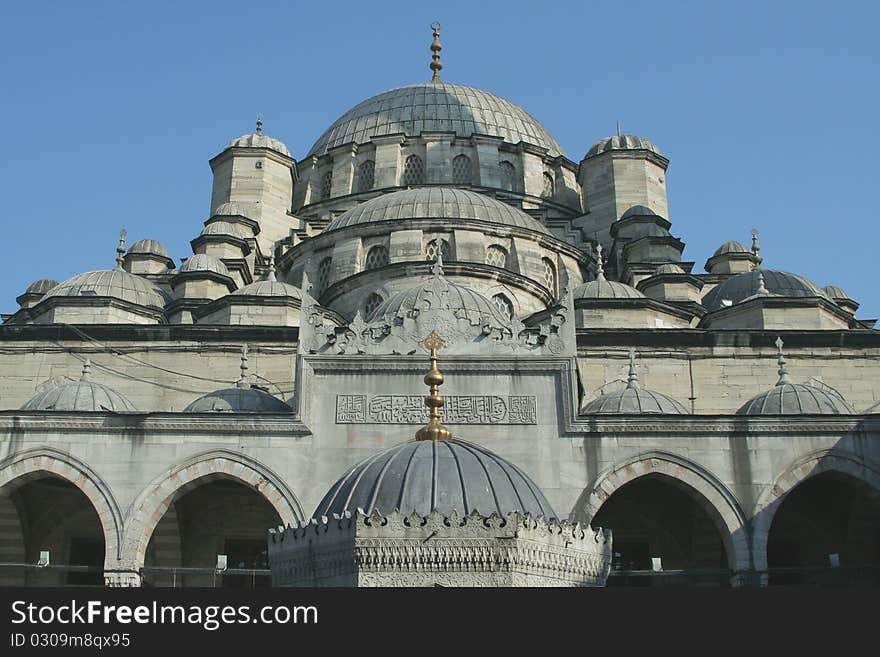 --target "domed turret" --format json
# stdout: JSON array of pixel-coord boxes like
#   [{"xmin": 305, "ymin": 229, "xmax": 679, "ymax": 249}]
[
  {"xmin": 124, "ymin": 239, "xmax": 174, "ymax": 275},
  {"xmin": 702, "ymin": 269, "xmax": 827, "ymax": 312},
  {"xmin": 572, "ymin": 245, "xmax": 644, "ymax": 300},
  {"xmin": 704, "ymin": 239, "xmax": 757, "ymax": 275},
  {"xmin": 585, "ymin": 134, "xmax": 661, "ymax": 158},
  {"xmin": 823, "ymin": 285, "xmax": 859, "ymax": 314},
  {"xmin": 16, "ymin": 279, "xmax": 59, "ymax": 309},
  {"xmin": 22, "ymin": 359, "xmax": 137, "ymax": 412},
  {"xmin": 581, "ymin": 352, "xmax": 689, "ymax": 414}
]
